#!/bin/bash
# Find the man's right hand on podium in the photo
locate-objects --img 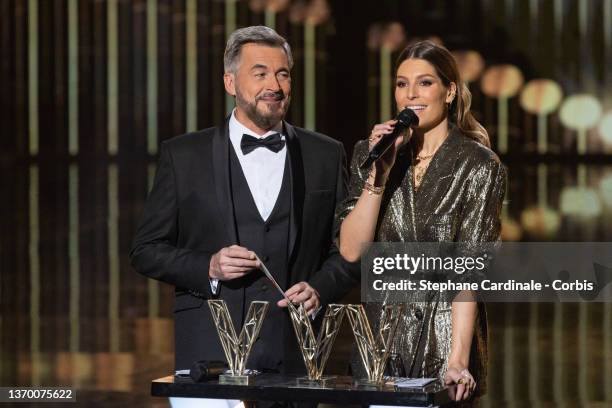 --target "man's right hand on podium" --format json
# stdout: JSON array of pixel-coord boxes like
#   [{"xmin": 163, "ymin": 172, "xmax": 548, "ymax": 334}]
[{"xmin": 209, "ymin": 245, "xmax": 261, "ymax": 281}]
